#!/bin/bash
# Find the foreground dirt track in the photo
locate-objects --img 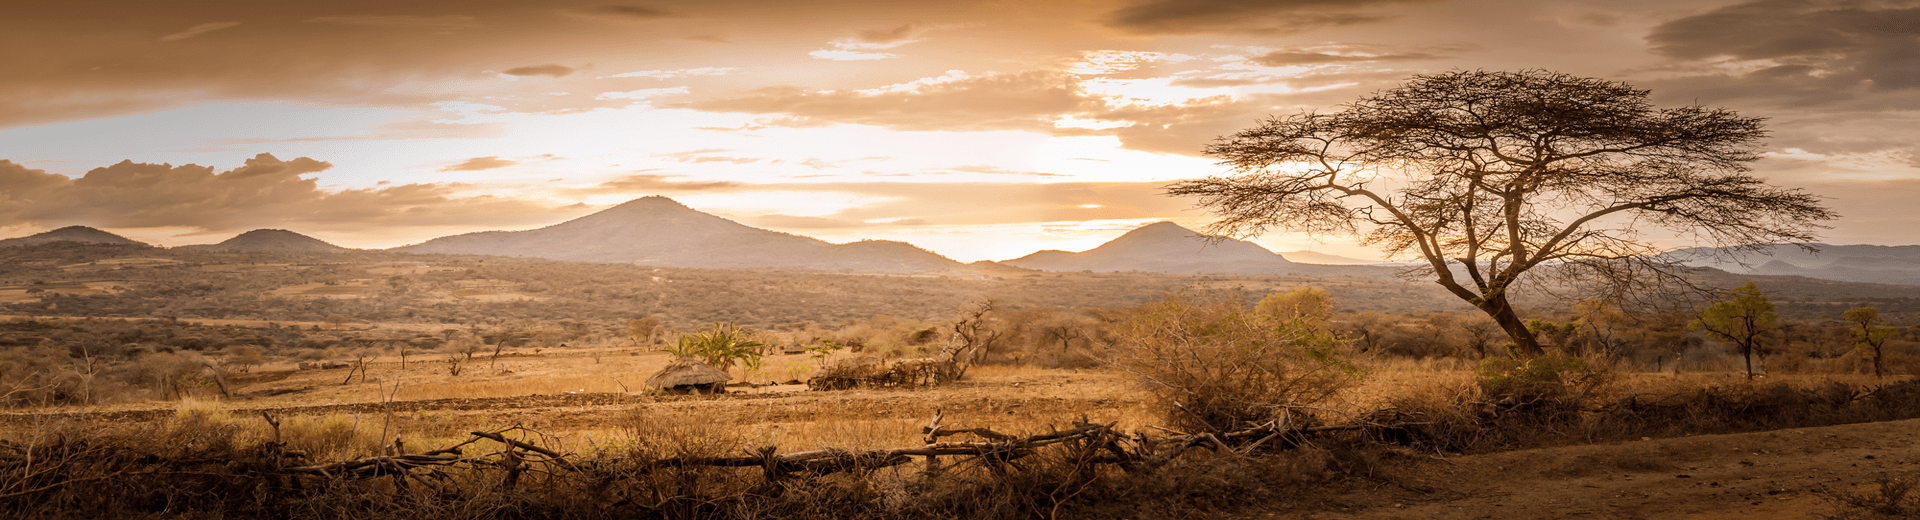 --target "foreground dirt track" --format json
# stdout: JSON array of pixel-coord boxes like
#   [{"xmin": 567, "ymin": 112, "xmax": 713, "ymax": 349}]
[{"xmin": 1286, "ymin": 418, "xmax": 1920, "ymax": 520}]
